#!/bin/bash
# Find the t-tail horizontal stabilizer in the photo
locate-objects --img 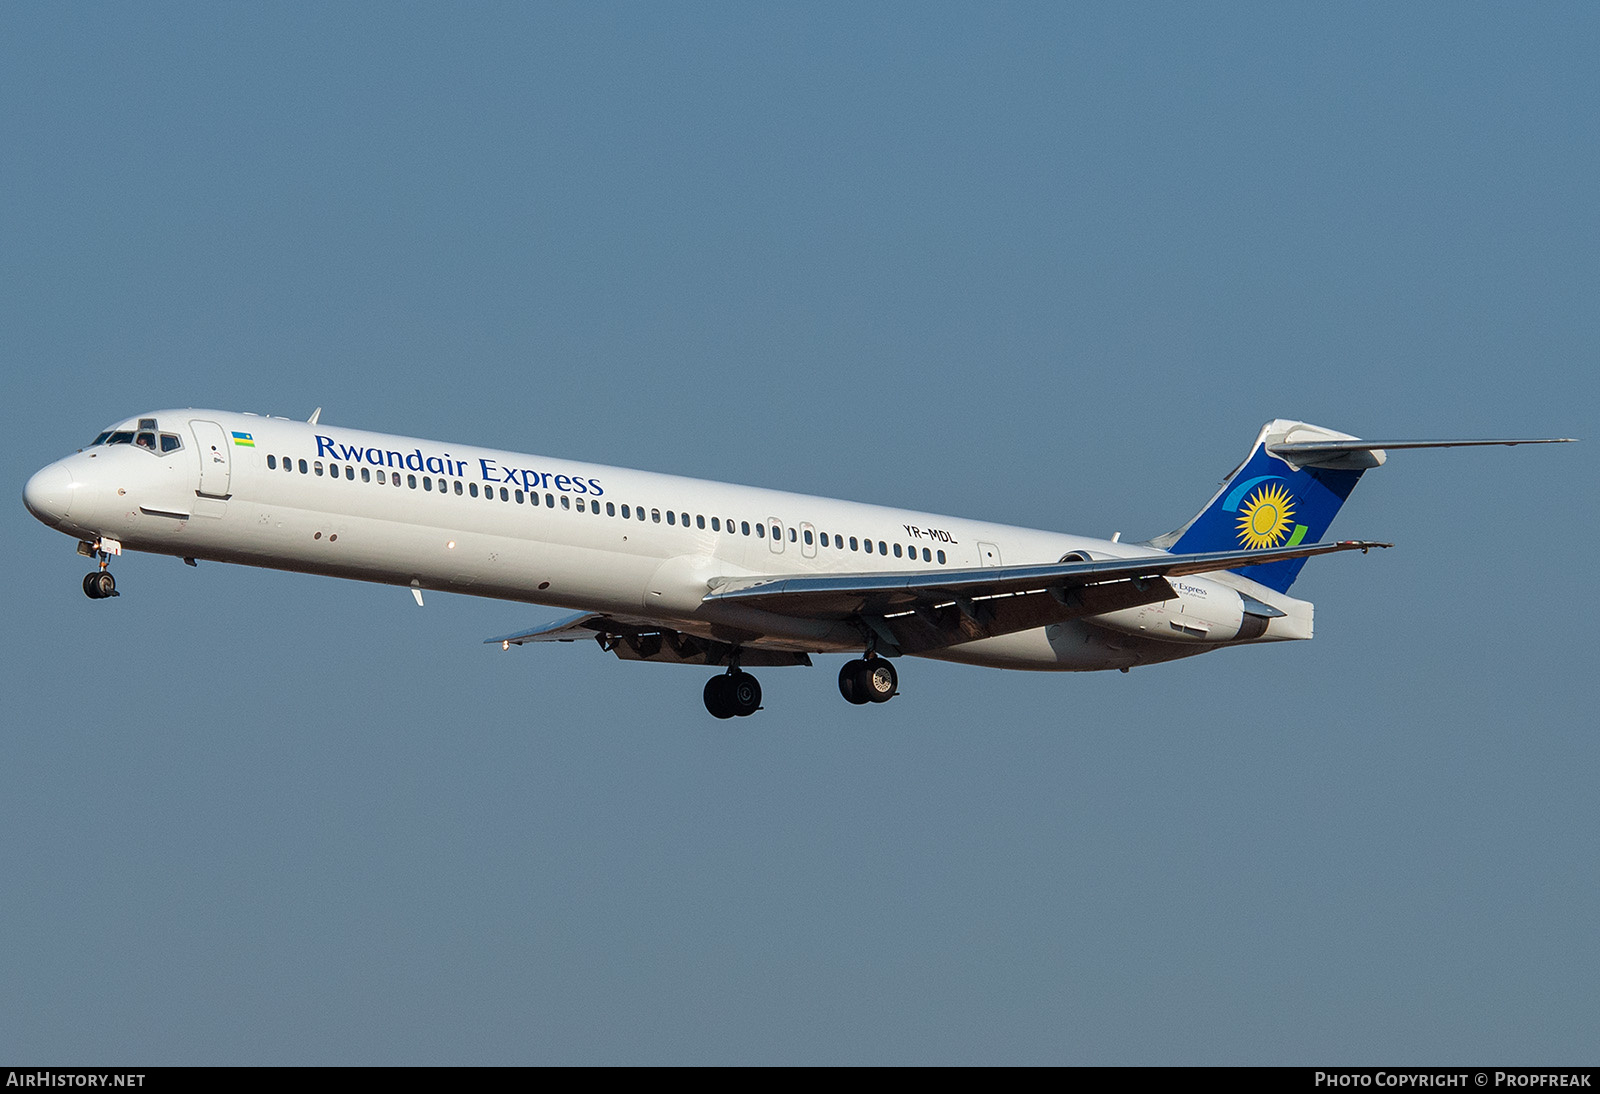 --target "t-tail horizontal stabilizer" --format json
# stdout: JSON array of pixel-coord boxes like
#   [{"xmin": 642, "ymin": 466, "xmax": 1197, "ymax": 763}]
[{"xmin": 1268, "ymin": 436, "xmax": 1575, "ymax": 470}]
